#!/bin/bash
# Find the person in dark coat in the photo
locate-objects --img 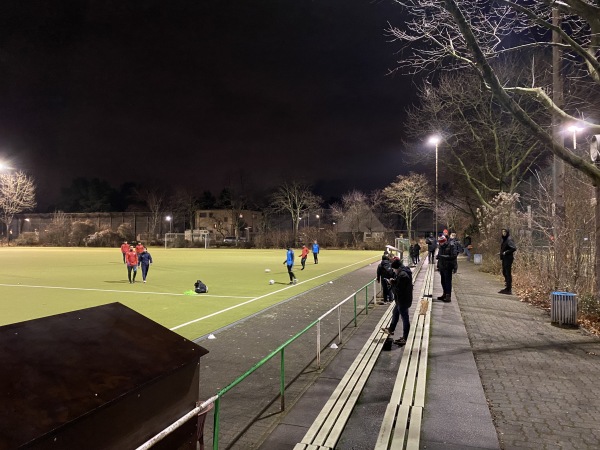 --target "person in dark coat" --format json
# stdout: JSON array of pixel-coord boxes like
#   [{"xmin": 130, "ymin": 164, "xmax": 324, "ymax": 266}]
[
  {"xmin": 381, "ymin": 258, "xmax": 413, "ymax": 346},
  {"xmin": 499, "ymin": 228, "xmax": 517, "ymax": 294},
  {"xmin": 436, "ymin": 235, "xmax": 457, "ymax": 302},
  {"xmin": 463, "ymin": 234, "xmax": 472, "ymax": 262},
  {"xmin": 376, "ymin": 254, "xmax": 394, "ymax": 304},
  {"xmin": 425, "ymin": 233, "xmax": 437, "ymax": 263},
  {"xmin": 411, "ymin": 241, "xmax": 421, "ymax": 265}
]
